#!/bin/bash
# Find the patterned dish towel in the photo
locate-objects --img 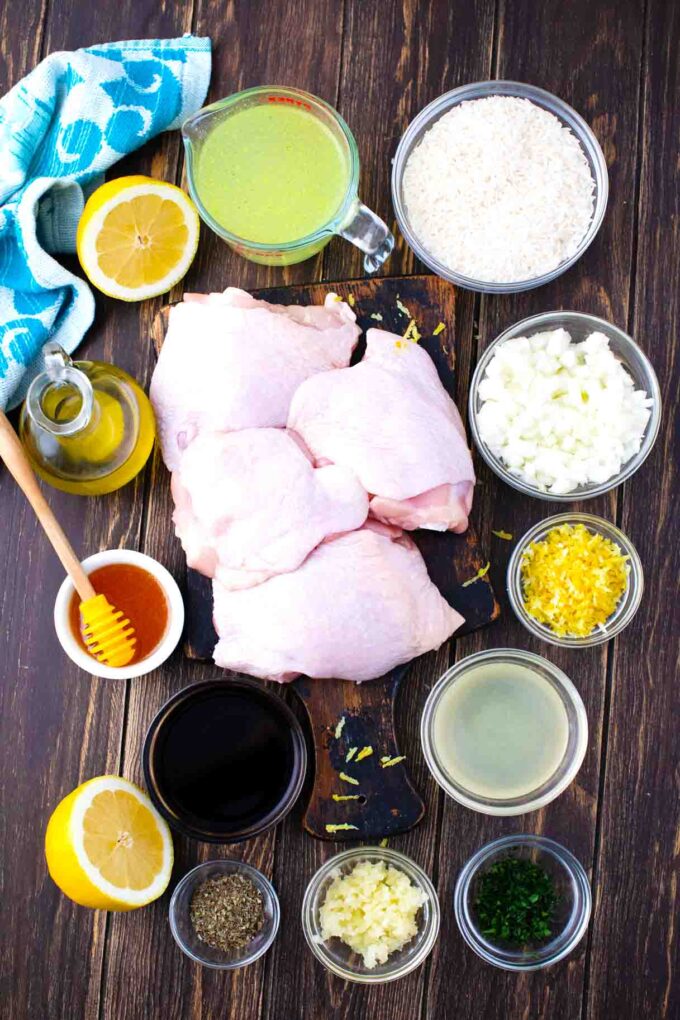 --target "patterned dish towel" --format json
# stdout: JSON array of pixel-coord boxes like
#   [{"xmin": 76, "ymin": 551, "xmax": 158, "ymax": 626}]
[{"xmin": 0, "ymin": 36, "xmax": 211, "ymax": 409}]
